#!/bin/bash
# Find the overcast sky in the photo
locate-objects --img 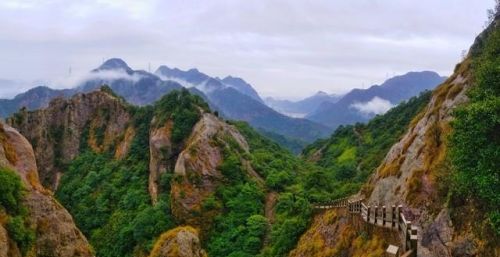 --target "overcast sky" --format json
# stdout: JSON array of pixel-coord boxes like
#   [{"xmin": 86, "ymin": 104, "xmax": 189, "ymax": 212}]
[{"xmin": 0, "ymin": 0, "xmax": 495, "ymax": 99}]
